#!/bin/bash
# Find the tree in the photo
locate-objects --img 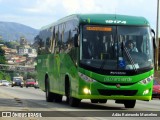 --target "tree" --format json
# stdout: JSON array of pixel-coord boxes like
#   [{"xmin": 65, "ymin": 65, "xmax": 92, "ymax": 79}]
[
  {"xmin": 0, "ymin": 71, "xmax": 11, "ymax": 81},
  {"xmin": 0, "ymin": 40, "xmax": 5, "ymax": 44},
  {"xmin": 5, "ymin": 41, "xmax": 19, "ymax": 49},
  {"xmin": 27, "ymin": 72, "xmax": 37, "ymax": 79},
  {"xmin": 0, "ymin": 47, "xmax": 5, "ymax": 56},
  {"xmin": 0, "ymin": 47, "xmax": 6, "ymax": 64}
]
